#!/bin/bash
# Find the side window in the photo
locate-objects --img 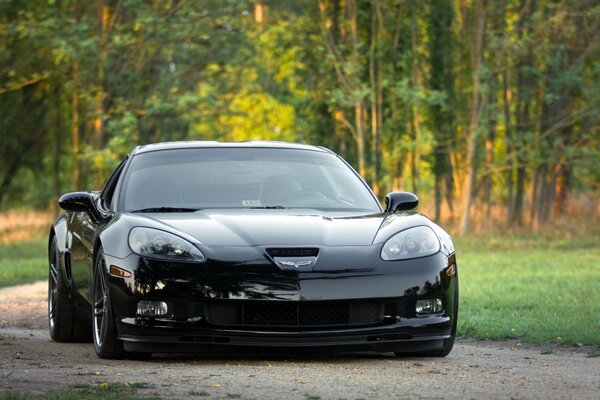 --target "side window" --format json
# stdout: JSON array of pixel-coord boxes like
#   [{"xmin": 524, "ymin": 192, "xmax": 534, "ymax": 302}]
[{"xmin": 100, "ymin": 158, "xmax": 128, "ymax": 211}]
